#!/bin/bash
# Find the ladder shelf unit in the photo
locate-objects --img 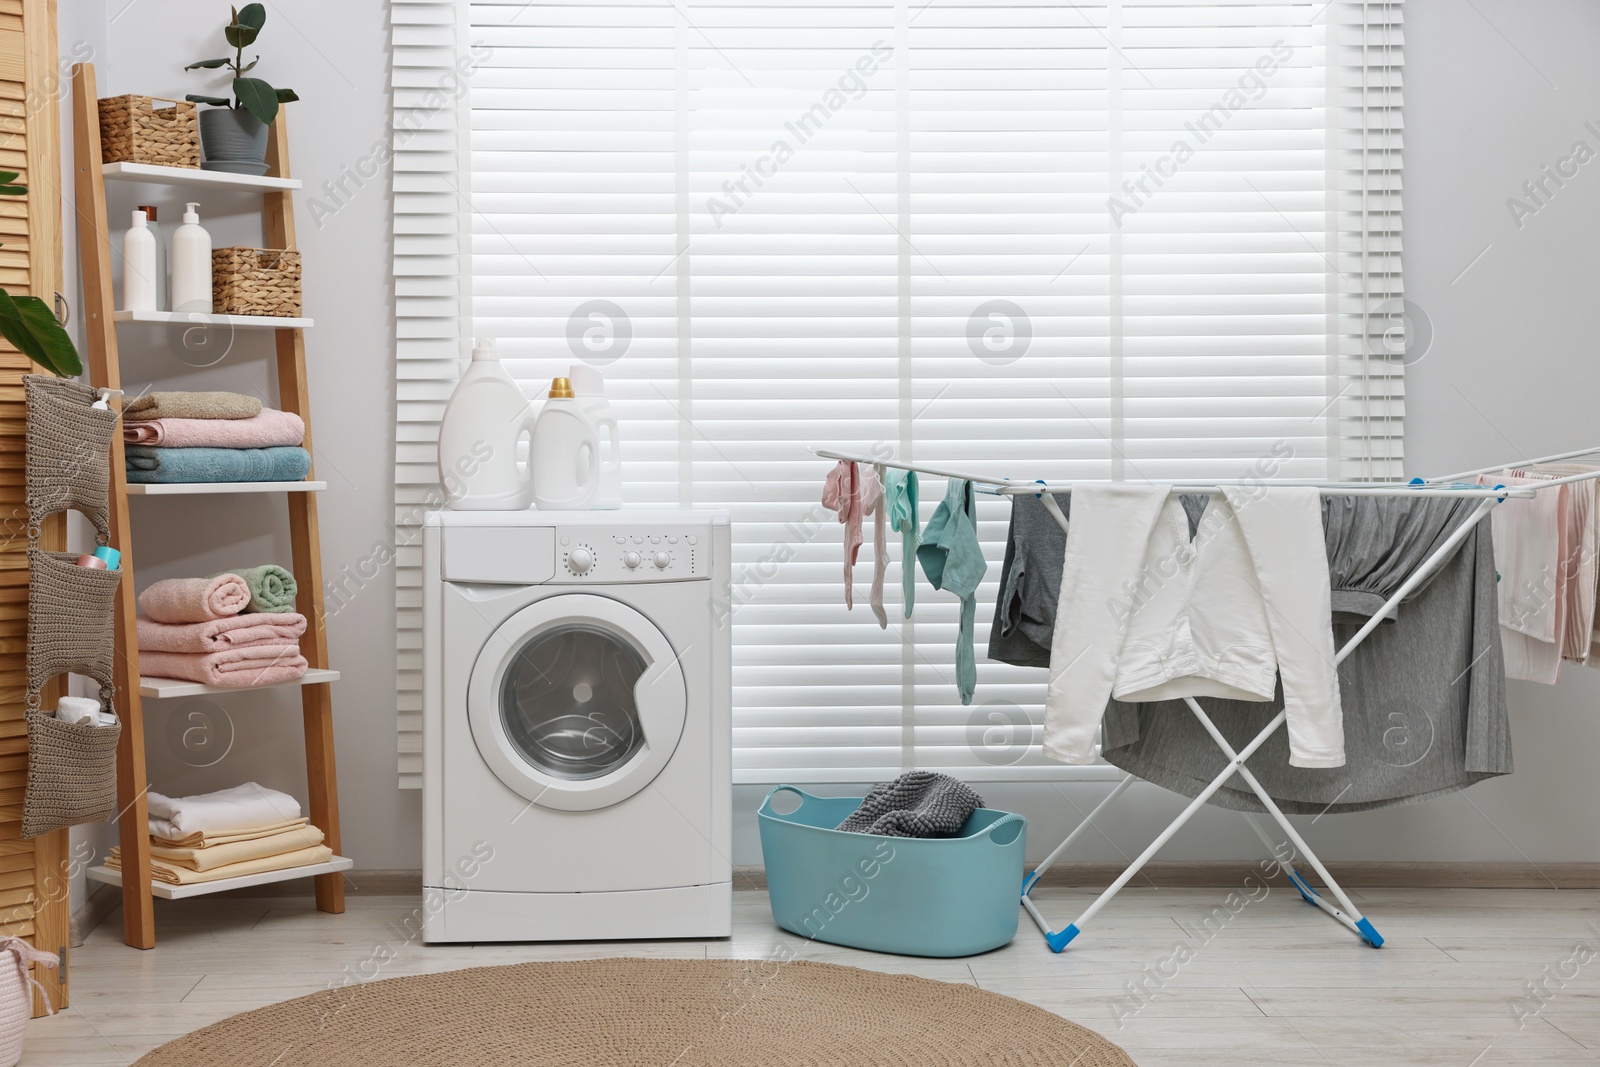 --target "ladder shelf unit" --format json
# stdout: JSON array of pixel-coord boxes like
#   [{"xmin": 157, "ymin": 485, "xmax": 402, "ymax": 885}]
[{"xmin": 71, "ymin": 63, "xmax": 346, "ymax": 946}]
